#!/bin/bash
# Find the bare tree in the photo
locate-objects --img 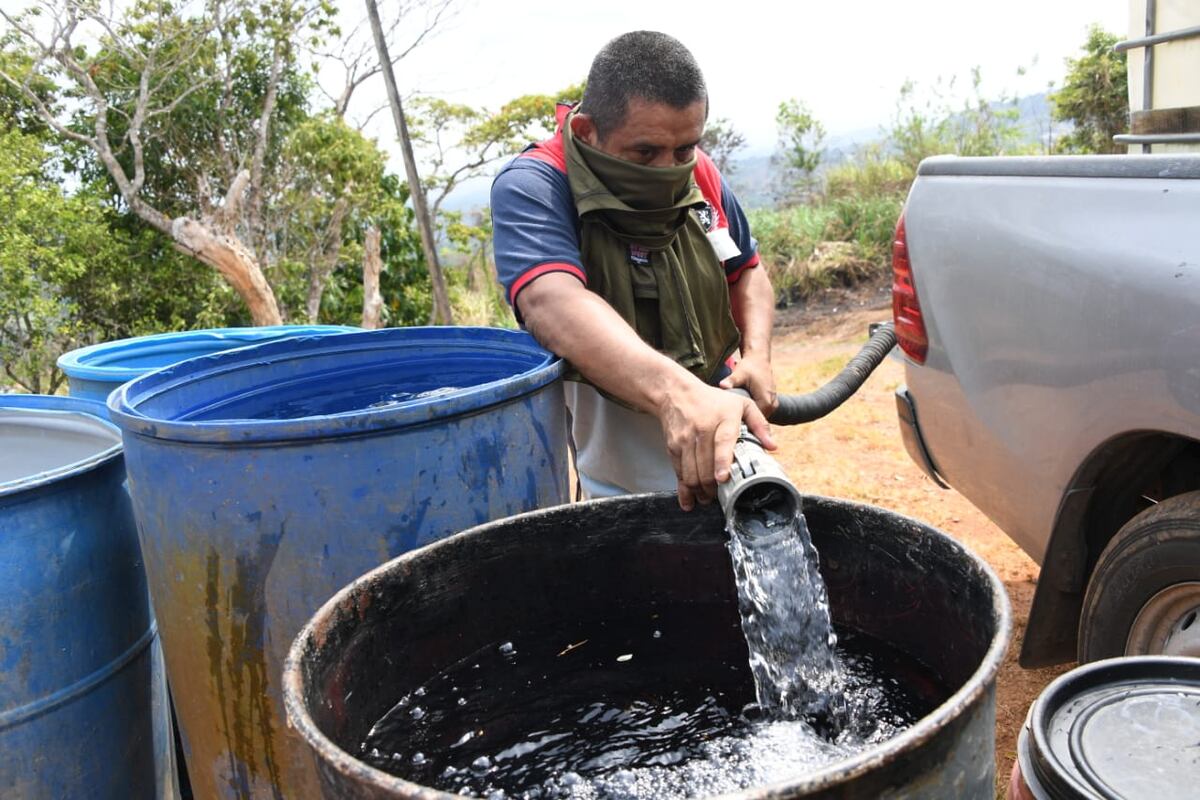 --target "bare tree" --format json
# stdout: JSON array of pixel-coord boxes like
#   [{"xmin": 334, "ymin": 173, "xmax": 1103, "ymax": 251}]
[
  {"xmin": 0, "ymin": 1, "xmax": 295, "ymax": 326},
  {"xmin": 361, "ymin": 224, "xmax": 385, "ymax": 329},
  {"xmin": 296, "ymin": 0, "xmax": 456, "ymax": 324},
  {"xmin": 314, "ymin": 0, "xmax": 456, "ymax": 122}
]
